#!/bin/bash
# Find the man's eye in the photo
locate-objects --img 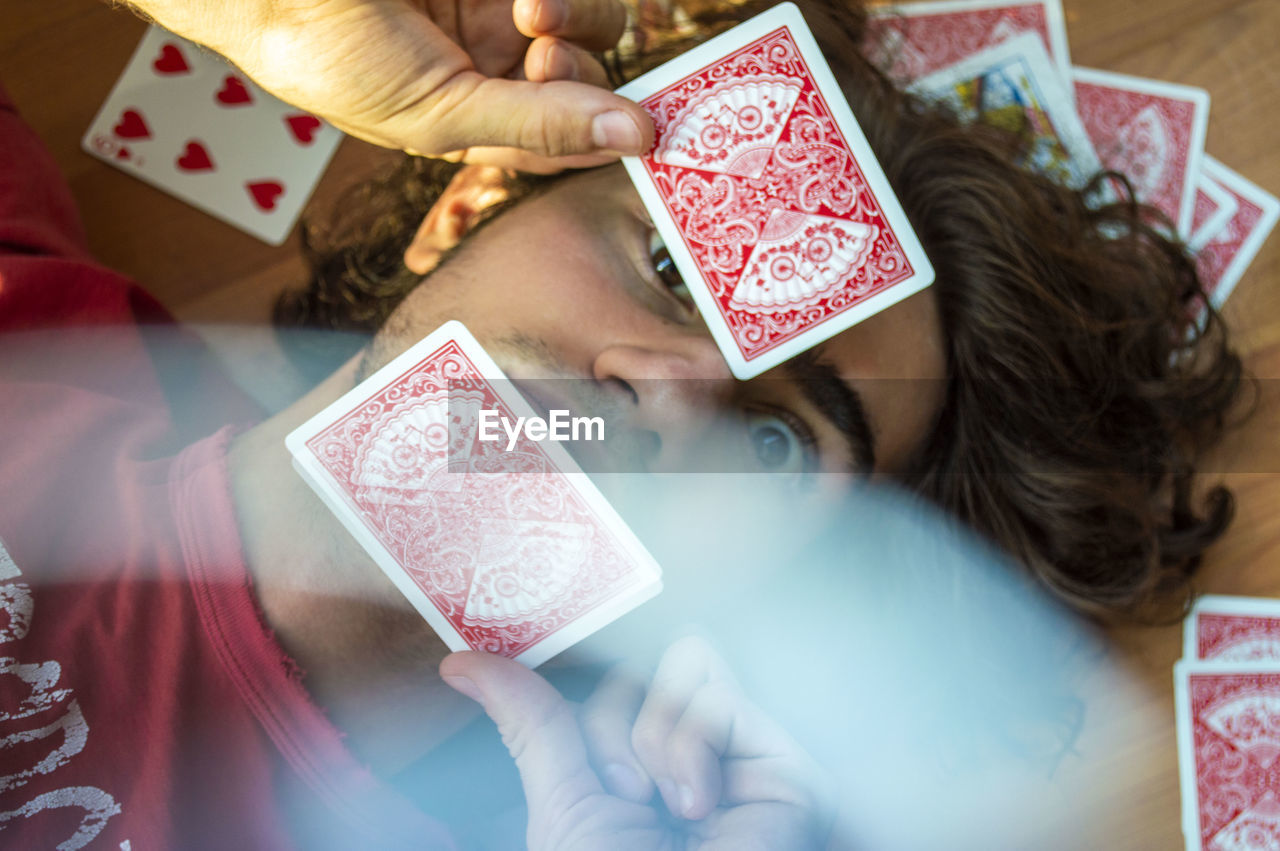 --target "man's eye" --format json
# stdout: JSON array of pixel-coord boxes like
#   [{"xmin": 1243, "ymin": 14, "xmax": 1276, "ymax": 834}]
[
  {"xmin": 745, "ymin": 410, "xmax": 815, "ymax": 474},
  {"xmin": 648, "ymin": 230, "xmax": 696, "ymax": 313}
]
